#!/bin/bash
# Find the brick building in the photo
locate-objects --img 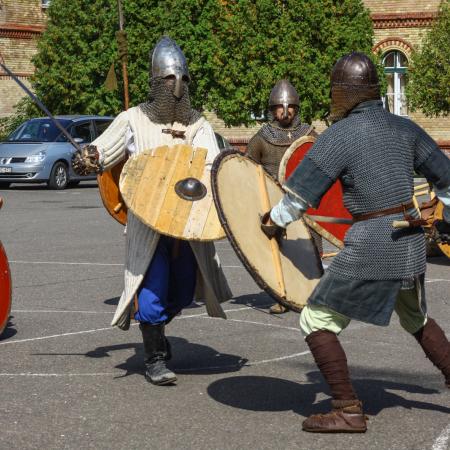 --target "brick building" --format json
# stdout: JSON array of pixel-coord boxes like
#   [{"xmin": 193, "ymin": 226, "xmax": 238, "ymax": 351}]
[
  {"xmin": 0, "ymin": 0, "xmax": 47, "ymax": 118},
  {"xmin": 0, "ymin": 0, "xmax": 448, "ymax": 154}
]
